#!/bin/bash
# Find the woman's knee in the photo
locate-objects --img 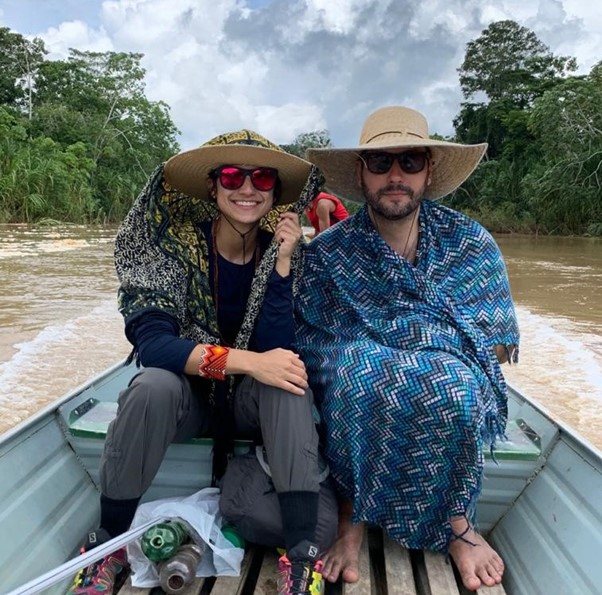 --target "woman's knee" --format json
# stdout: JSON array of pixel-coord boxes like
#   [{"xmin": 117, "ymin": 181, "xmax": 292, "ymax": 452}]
[
  {"xmin": 118, "ymin": 367, "xmax": 187, "ymax": 416},
  {"xmin": 240, "ymin": 377, "xmax": 316, "ymax": 418}
]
